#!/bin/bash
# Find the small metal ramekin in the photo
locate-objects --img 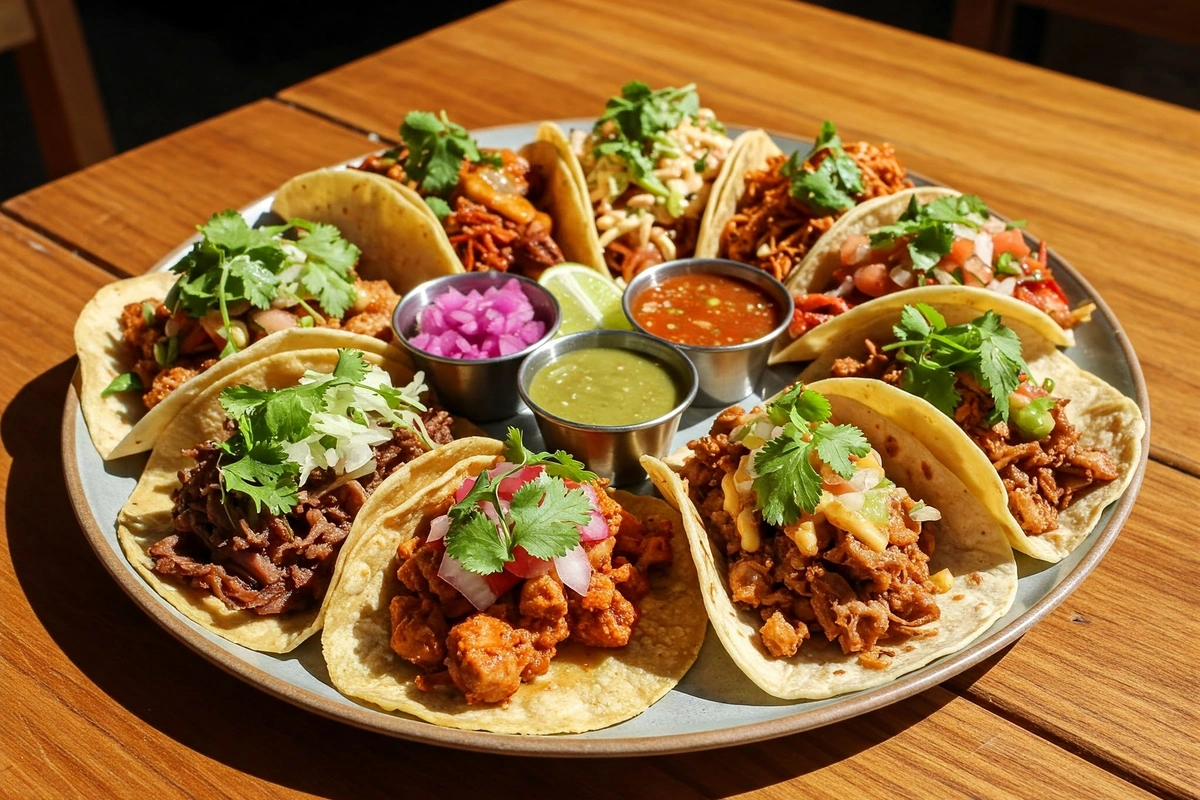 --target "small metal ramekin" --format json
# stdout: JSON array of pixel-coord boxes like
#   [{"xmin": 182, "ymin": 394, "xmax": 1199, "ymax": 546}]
[
  {"xmin": 622, "ymin": 258, "xmax": 795, "ymax": 407},
  {"xmin": 393, "ymin": 272, "xmax": 561, "ymax": 422},
  {"xmin": 517, "ymin": 330, "xmax": 698, "ymax": 486}
]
